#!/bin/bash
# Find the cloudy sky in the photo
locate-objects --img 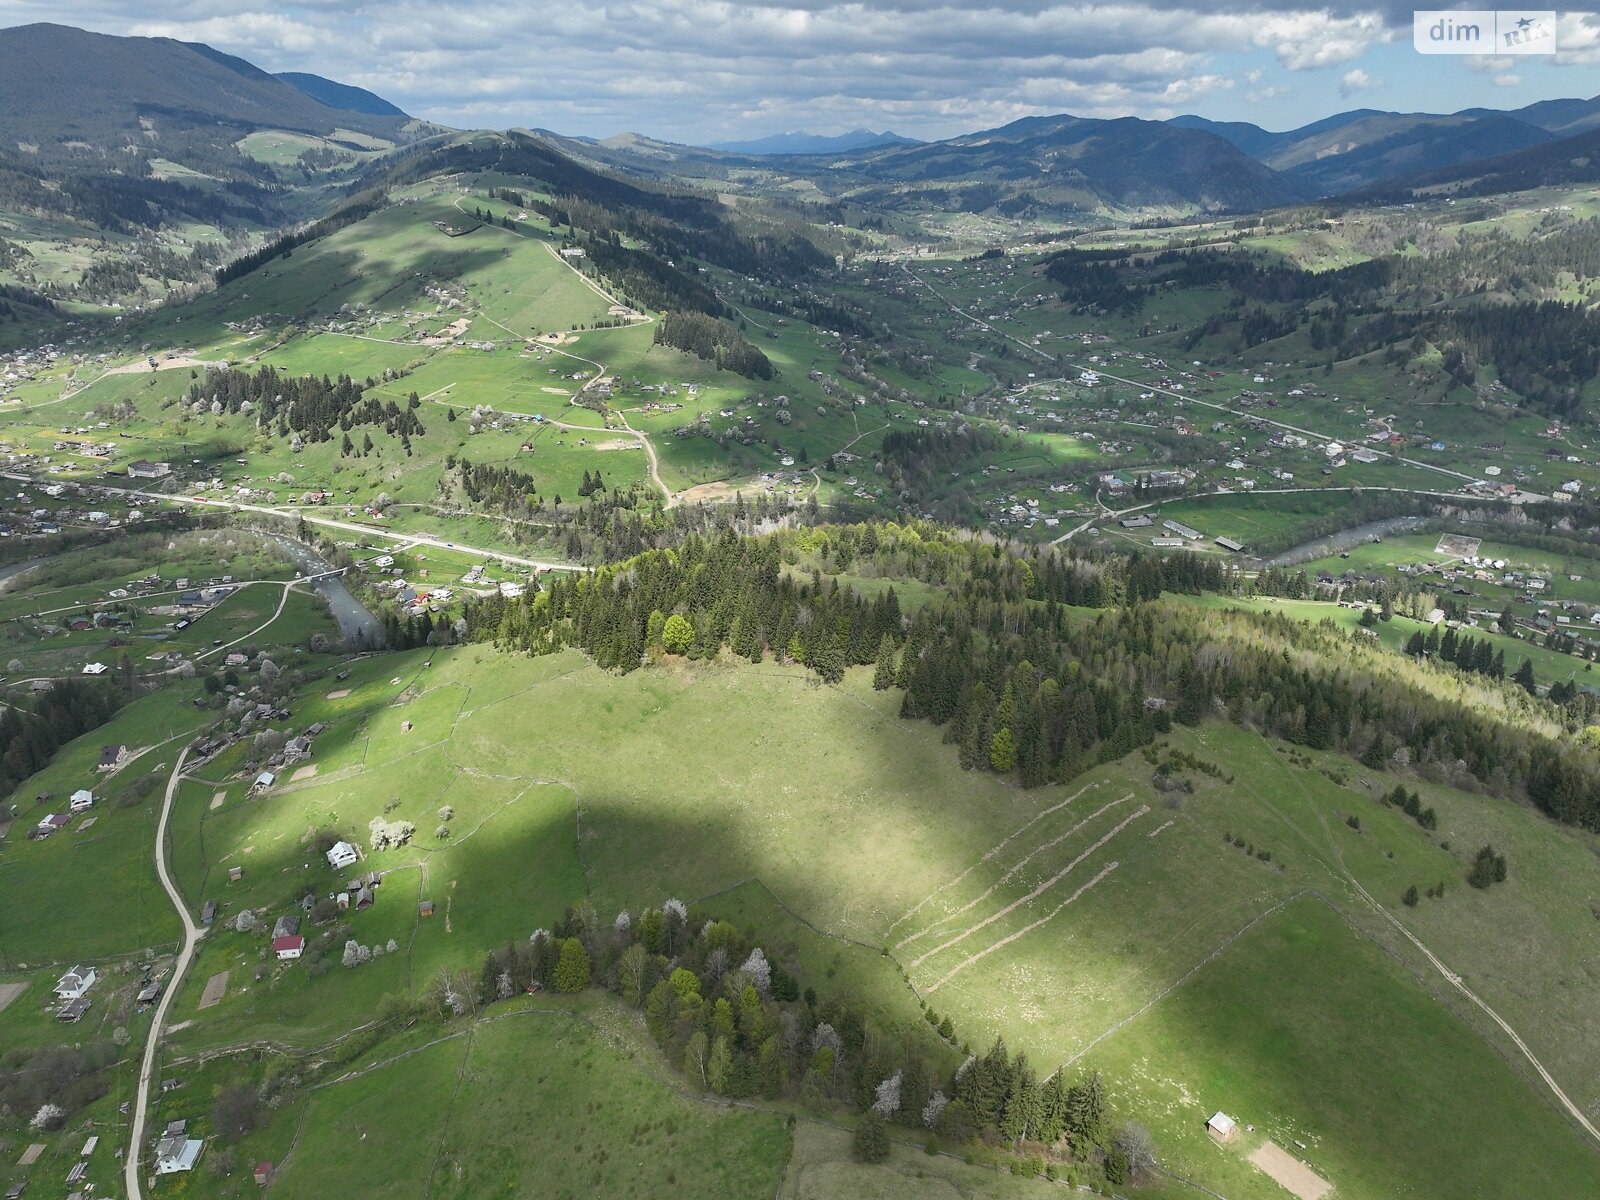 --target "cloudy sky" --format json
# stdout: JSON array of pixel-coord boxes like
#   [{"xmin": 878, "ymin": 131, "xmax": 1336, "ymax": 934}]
[{"xmin": 1, "ymin": 3, "xmax": 1598, "ymax": 143}]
